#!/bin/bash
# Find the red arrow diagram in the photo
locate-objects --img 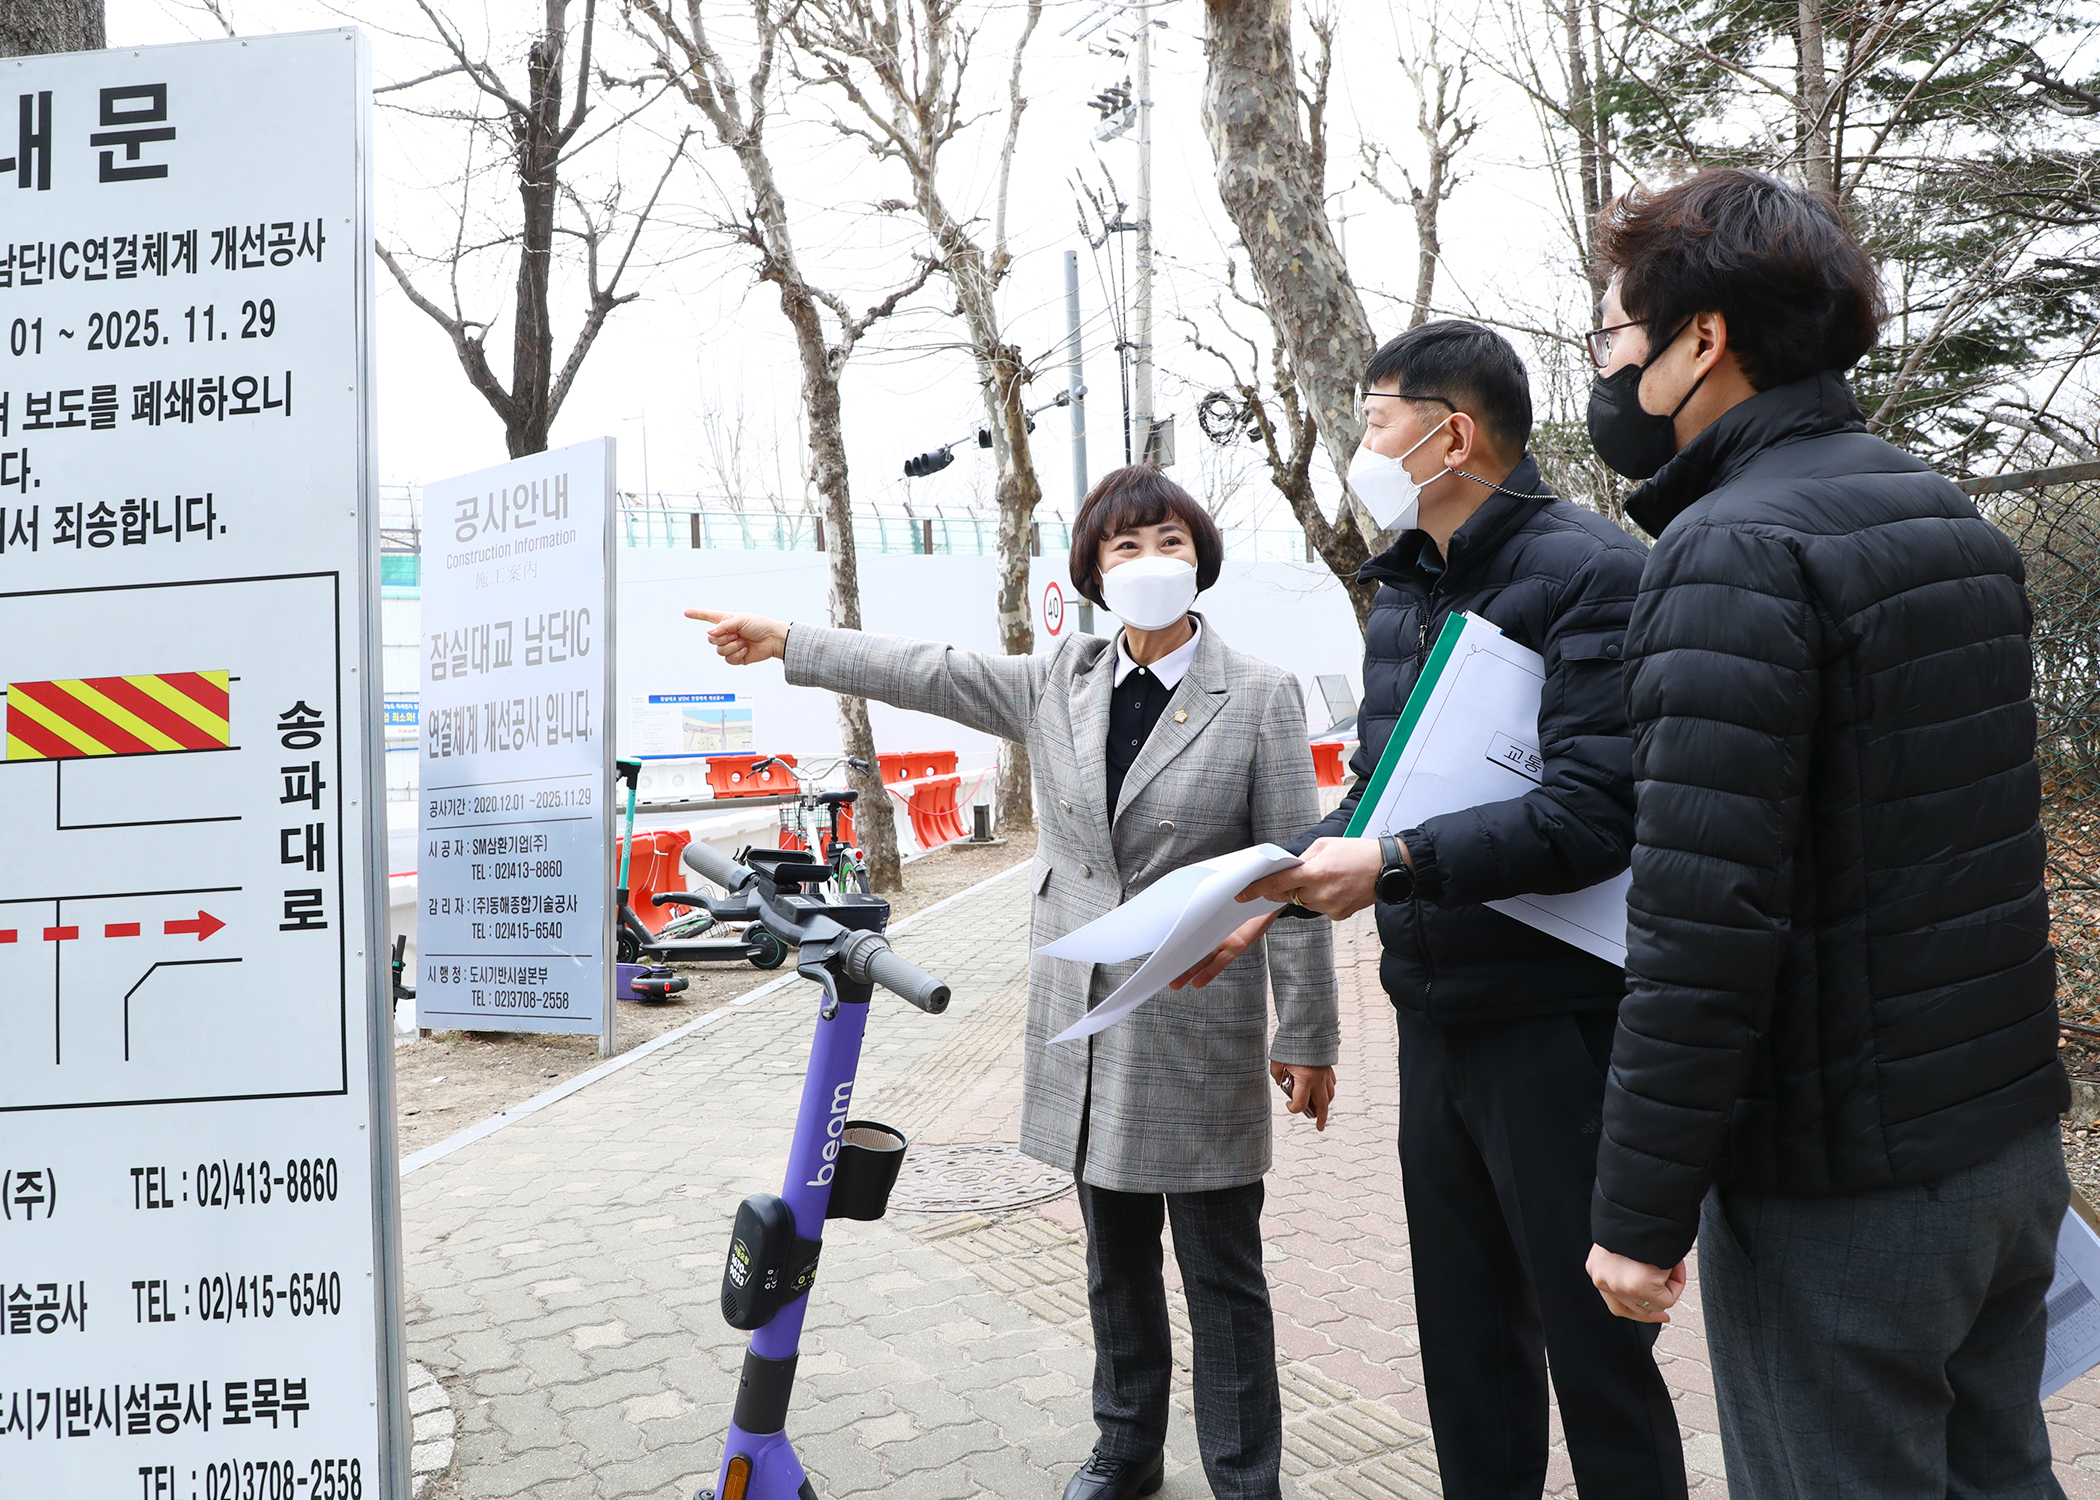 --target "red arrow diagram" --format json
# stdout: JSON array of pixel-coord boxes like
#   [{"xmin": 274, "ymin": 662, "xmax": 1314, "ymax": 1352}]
[{"xmin": 164, "ymin": 911, "xmax": 226, "ymax": 942}]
